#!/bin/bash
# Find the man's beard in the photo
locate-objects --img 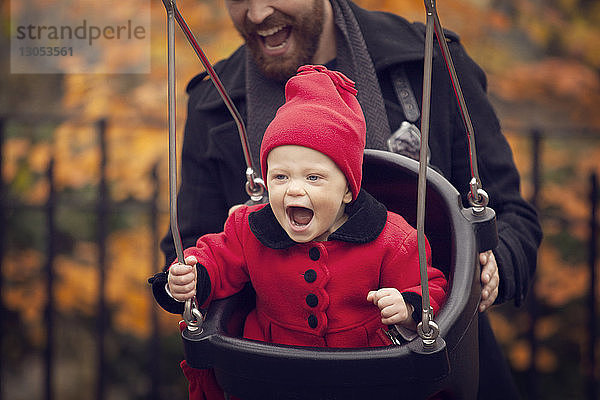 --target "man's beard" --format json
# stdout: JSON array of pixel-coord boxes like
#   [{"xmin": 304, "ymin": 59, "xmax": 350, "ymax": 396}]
[{"xmin": 238, "ymin": 1, "xmax": 325, "ymax": 82}]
